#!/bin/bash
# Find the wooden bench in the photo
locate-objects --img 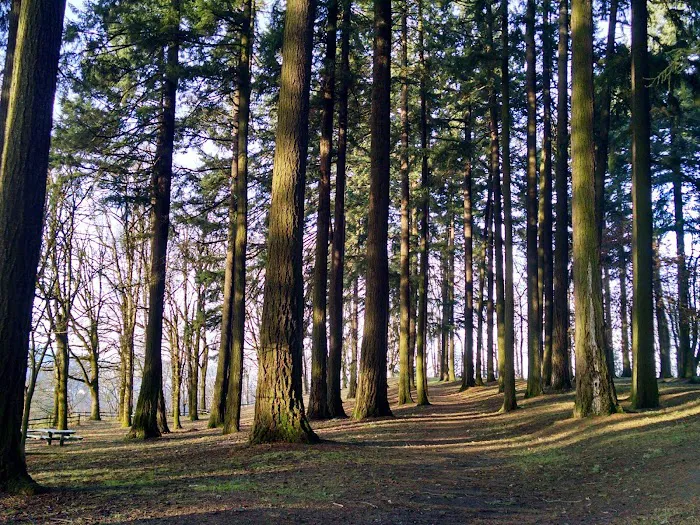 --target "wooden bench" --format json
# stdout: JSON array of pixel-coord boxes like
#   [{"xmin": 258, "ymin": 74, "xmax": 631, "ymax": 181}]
[{"xmin": 26, "ymin": 429, "xmax": 83, "ymax": 446}]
